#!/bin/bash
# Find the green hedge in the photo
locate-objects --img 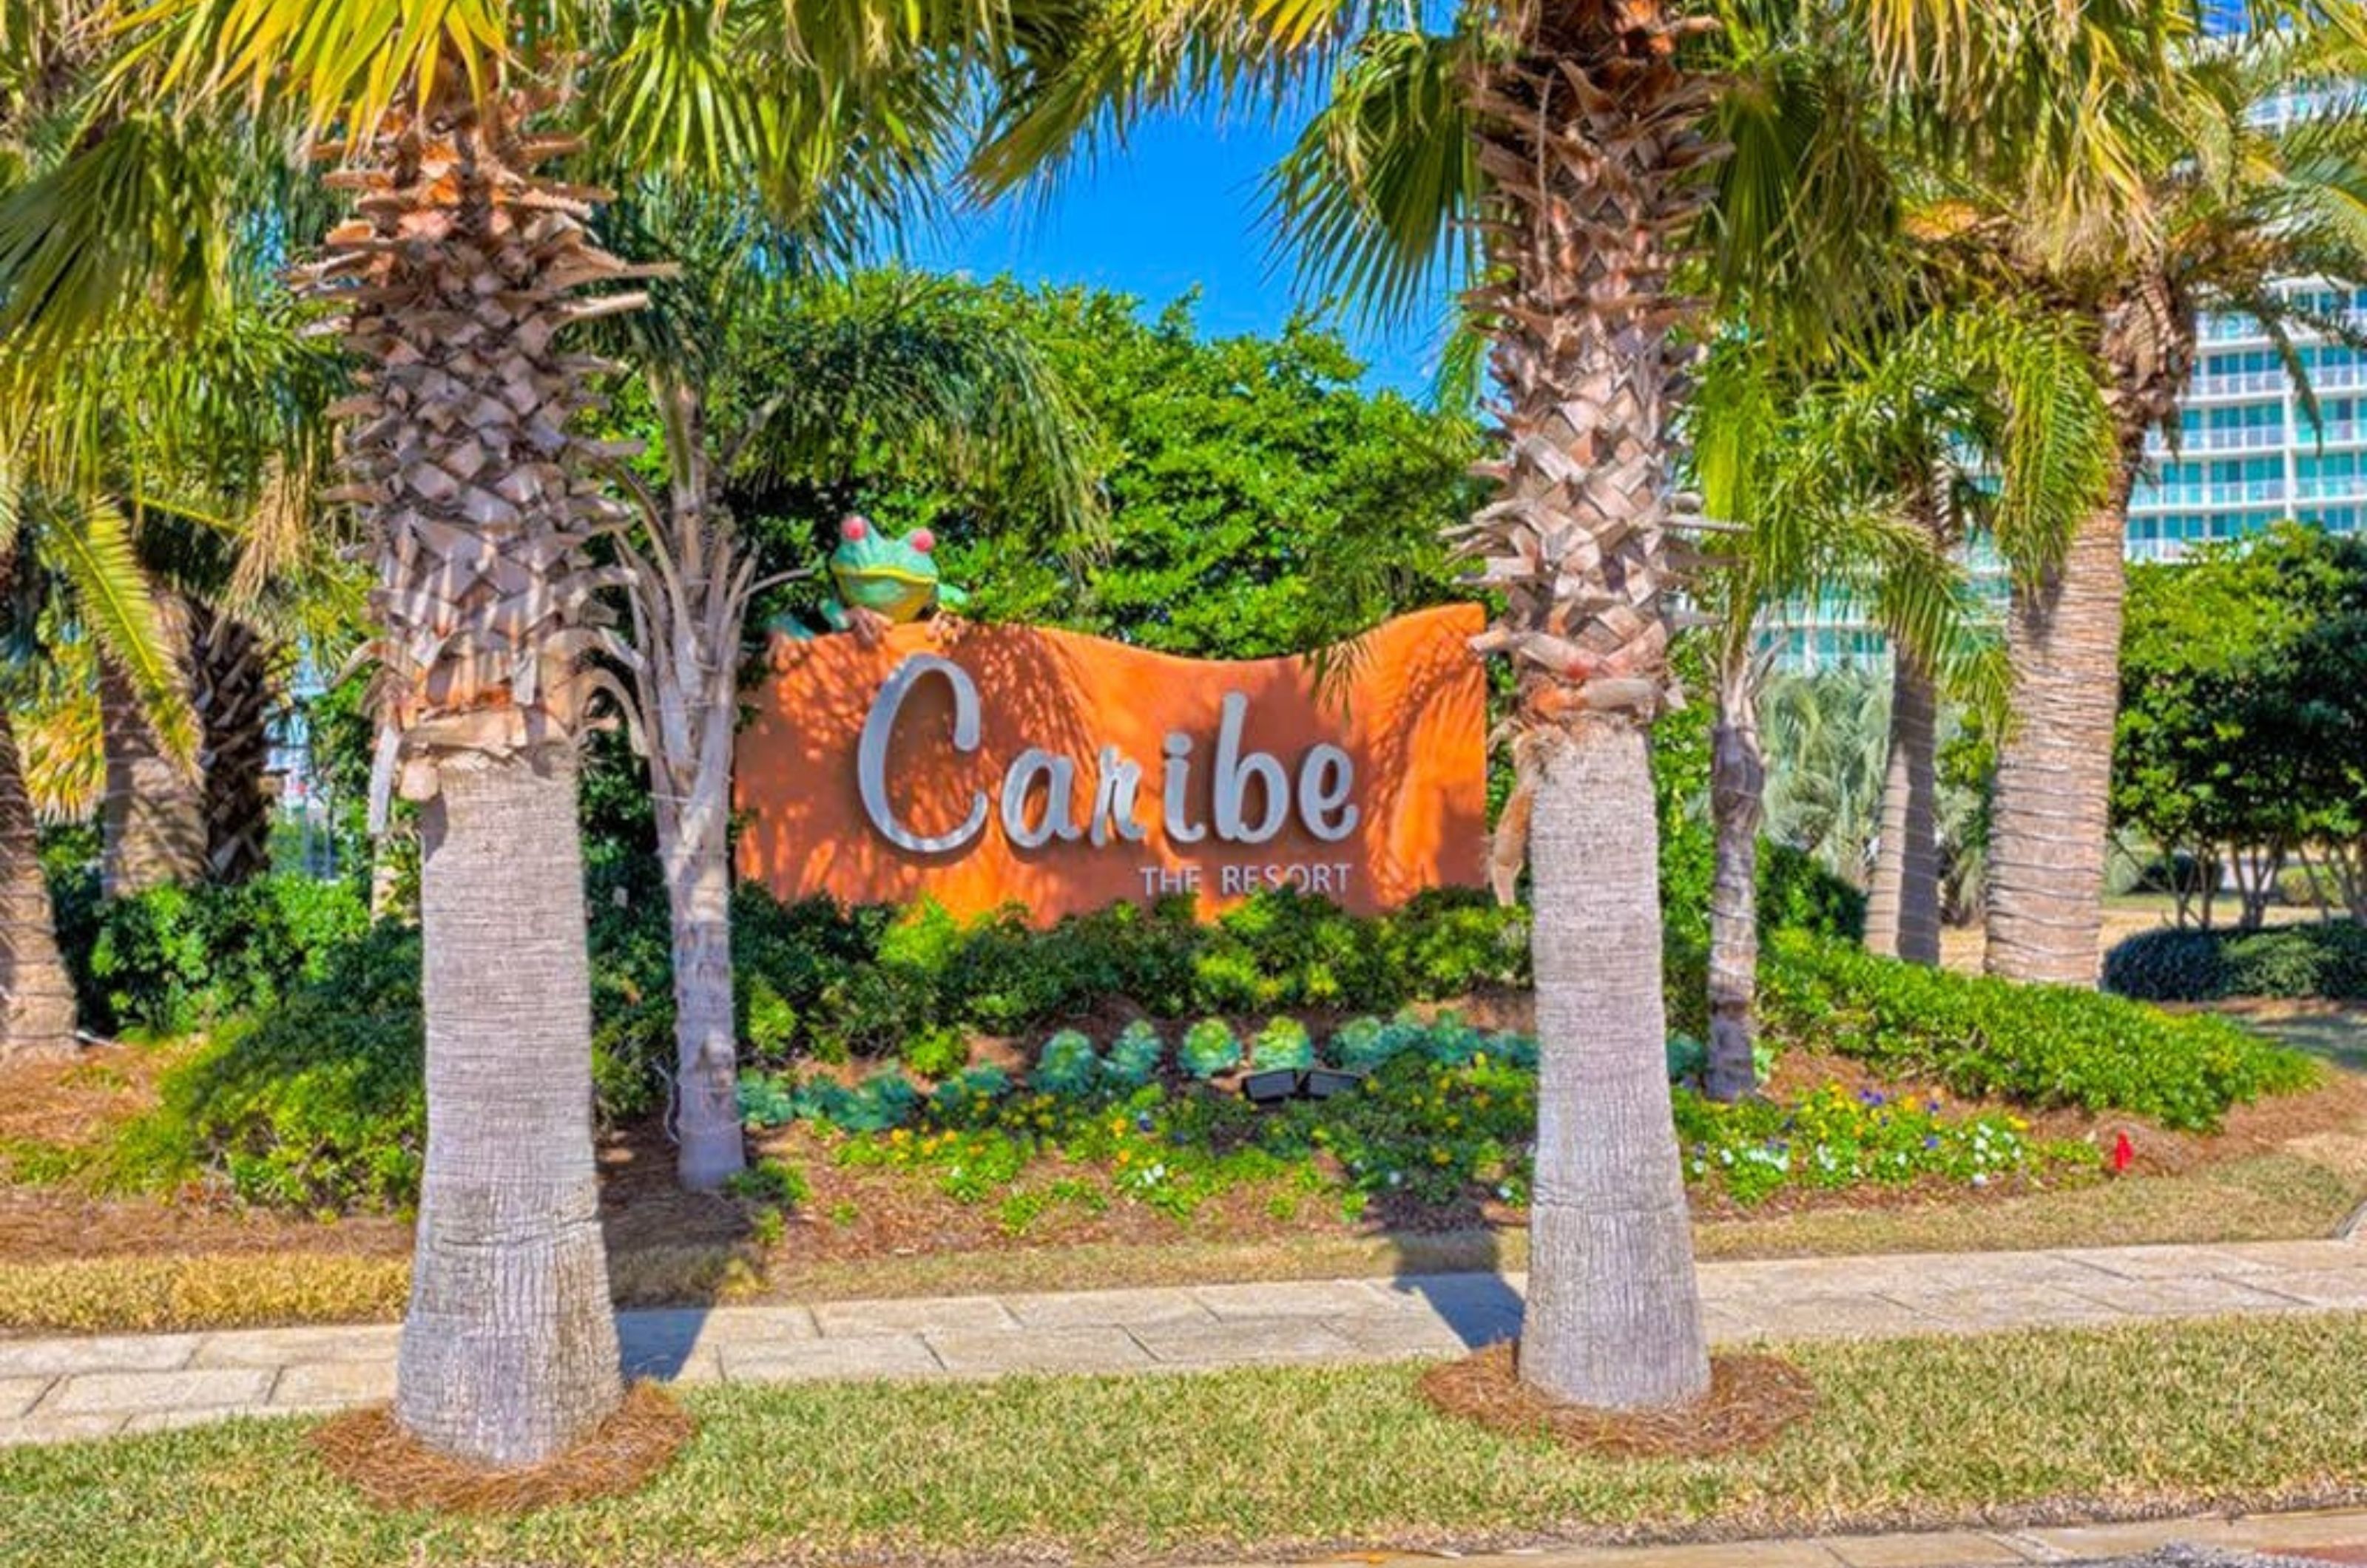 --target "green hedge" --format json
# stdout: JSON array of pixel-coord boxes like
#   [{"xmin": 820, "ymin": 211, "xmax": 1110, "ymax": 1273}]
[
  {"xmin": 669, "ymin": 885, "xmax": 1532, "ymax": 1077},
  {"xmin": 63, "ymin": 875, "xmax": 374, "ymax": 1038},
  {"xmin": 111, "ymin": 924, "xmax": 425, "ymax": 1212},
  {"xmin": 1755, "ymin": 842, "xmax": 1868, "ymax": 942},
  {"xmin": 2104, "ymin": 922, "xmax": 2367, "ymax": 1003},
  {"xmin": 1759, "ymin": 930, "xmax": 2318, "ymax": 1132}
]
